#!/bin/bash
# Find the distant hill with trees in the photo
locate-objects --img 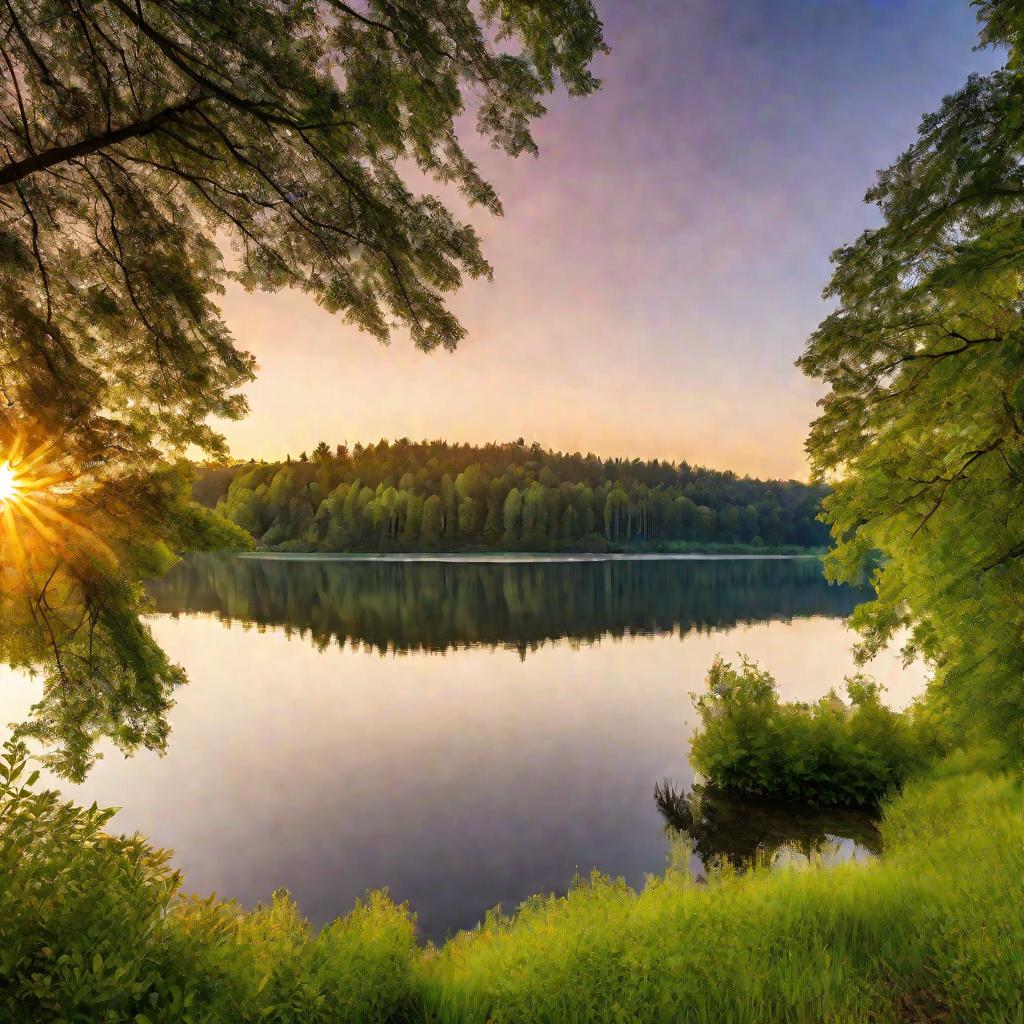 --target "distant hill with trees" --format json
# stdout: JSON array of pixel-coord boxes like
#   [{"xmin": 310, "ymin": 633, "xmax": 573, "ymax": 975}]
[{"xmin": 196, "ymin": 439, "xmax": 830, "ymax": 553}]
